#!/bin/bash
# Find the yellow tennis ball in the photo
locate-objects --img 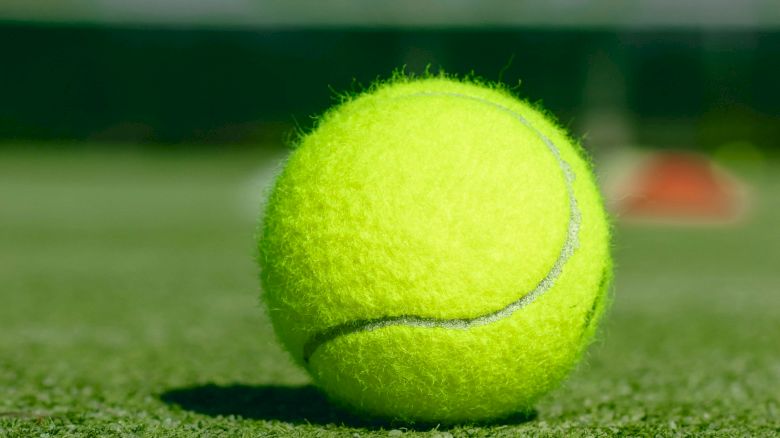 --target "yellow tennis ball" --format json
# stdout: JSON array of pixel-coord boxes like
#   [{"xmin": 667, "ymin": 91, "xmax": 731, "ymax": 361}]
[{"xmin": 258, "ymin": 76, "xmax": 612, "ymax": 423}]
